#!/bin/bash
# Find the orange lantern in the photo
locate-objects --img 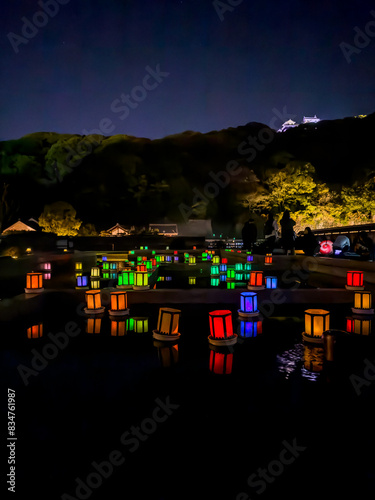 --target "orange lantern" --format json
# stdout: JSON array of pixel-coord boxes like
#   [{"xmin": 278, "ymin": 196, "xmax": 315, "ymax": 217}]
[
  {"xmin": 155, "ymin": 341, "xmax": 179, "ymax": 367},
  {"xmin": 84, "ymin": 290, "xmax": 105, "ymax": 314},
  {"xmin": 351, "ymin": 291, "xmax": 374, "ymax": 315},
  {"xmin": 265, "ymin": 254, "xmax": 272, "ymax": 265},
  {"xmin": 25, "ymin": 272, "xmax": 44, "ymax": 293},
  {"xmin": 346, "ymin": 317, "xmax": 371, "ymax": 336},
  {"xmin": 247, "ymin": 271, "xmax": 264, "ymax": 290},
  {"xmin": 109, "ymin": 291, "xmax": 129, "ymax": 316},
  {"xmin": 302, "ymin": 309, "xmax": 330, "ymax": 344},
  {"xmin": 153, "ymin": 307, "xmax": 181, "ymax": 340},
  {"xmin": 27, "ymin": 323, "xmax": 43, "ymax": 339}
]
